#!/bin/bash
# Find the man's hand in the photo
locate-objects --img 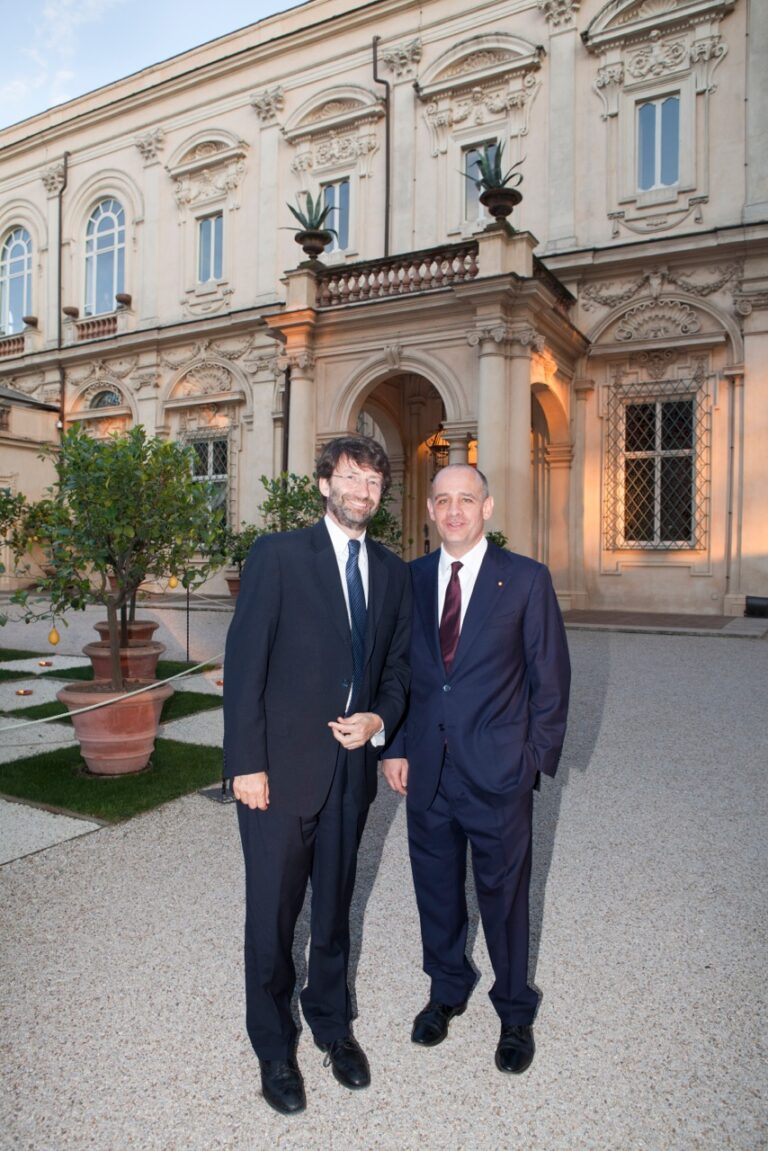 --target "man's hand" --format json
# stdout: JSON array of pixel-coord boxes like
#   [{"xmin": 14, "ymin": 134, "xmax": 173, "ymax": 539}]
[
  {"xmin": 328, "ymin": 712, "xmax": 383, "ymax": 750},
  {"xmin": 232, "ymin": 771, "xmax": 269, "ymax": 810},
  {"xmin": 381, "ymin": 757, "xmax": 408, "ymax": 796}
]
